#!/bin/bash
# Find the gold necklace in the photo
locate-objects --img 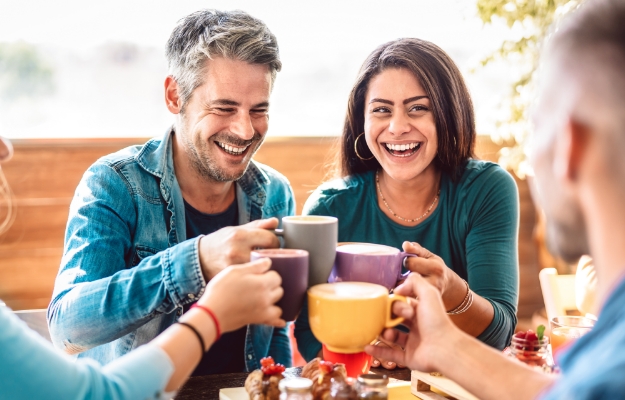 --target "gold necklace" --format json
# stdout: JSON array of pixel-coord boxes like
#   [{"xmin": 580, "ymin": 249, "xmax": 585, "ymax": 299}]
[{"xmin": 375, "ymin": 170, "xmax": 440, "ymax": 223}]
